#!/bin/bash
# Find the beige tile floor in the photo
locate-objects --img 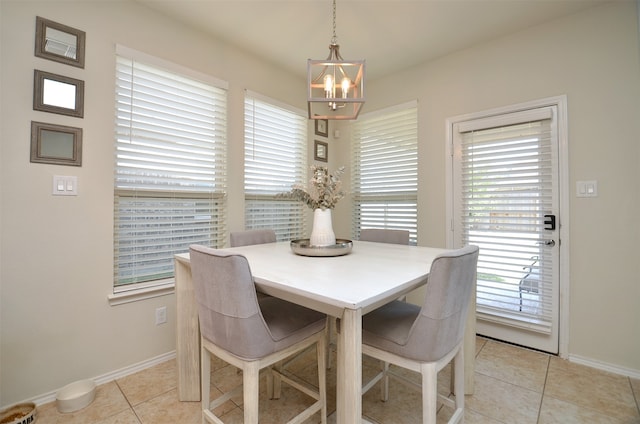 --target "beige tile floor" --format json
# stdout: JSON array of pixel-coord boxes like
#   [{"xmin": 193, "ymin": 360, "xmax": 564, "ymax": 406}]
[{"xmin": 35, "ymin": 337, "xmax": 640, "ymax": 424}]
